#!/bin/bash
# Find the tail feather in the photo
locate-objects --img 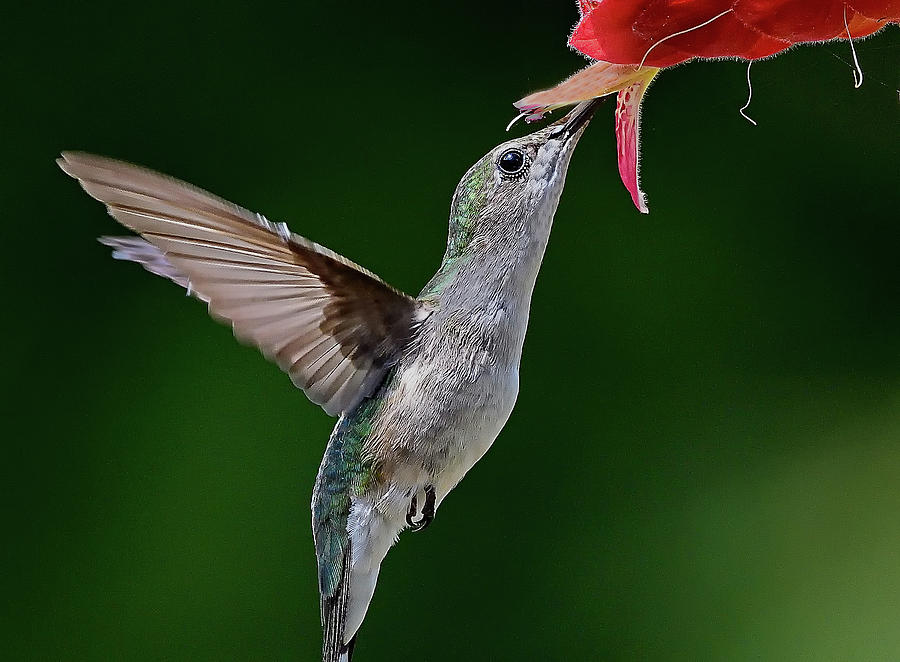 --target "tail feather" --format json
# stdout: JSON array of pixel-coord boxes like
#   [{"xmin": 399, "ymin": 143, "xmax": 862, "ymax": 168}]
[
  {"xmin": 322, "ymin": 543, "xmax": 355, "ymax": 662},
  {"xmin": 343, "ymin": 635, "xmax": 357, "ymax": 661}
]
